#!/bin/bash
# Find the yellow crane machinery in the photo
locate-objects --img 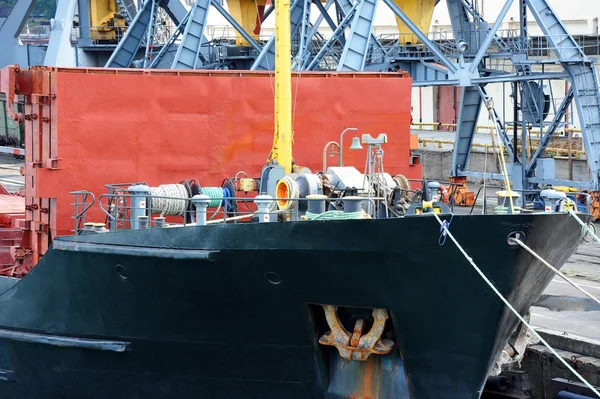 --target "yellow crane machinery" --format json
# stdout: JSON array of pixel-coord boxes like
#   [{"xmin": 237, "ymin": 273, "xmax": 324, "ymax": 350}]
[
  {"xmin": 393, "ymin": 0, "xmax": 436, "ymax": 45},
  {"xmin": 90, "ymin": 0, "xmax": 127, "ymax": 42},
  {"xmin": 227, "ymin": 0, "xmax": 268, "ymax": 46},
  {"xmin": 268, "ymin": 0, "xmax": 293, "ymax": 174},
  {"xmin": 230, "ymin": 0, "xmax": 435, "ymax": 47}
]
